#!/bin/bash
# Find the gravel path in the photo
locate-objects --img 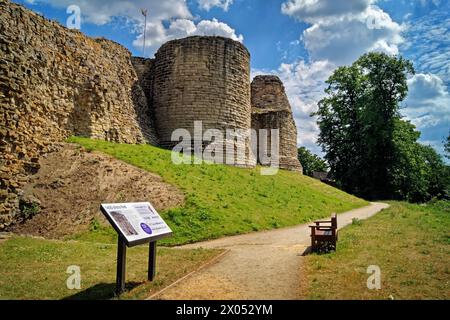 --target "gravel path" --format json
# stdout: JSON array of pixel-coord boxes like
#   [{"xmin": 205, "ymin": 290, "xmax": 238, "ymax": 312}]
[{"xmin": 152, "ymin": 202, "xmax": 389, "ymax": 300}]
